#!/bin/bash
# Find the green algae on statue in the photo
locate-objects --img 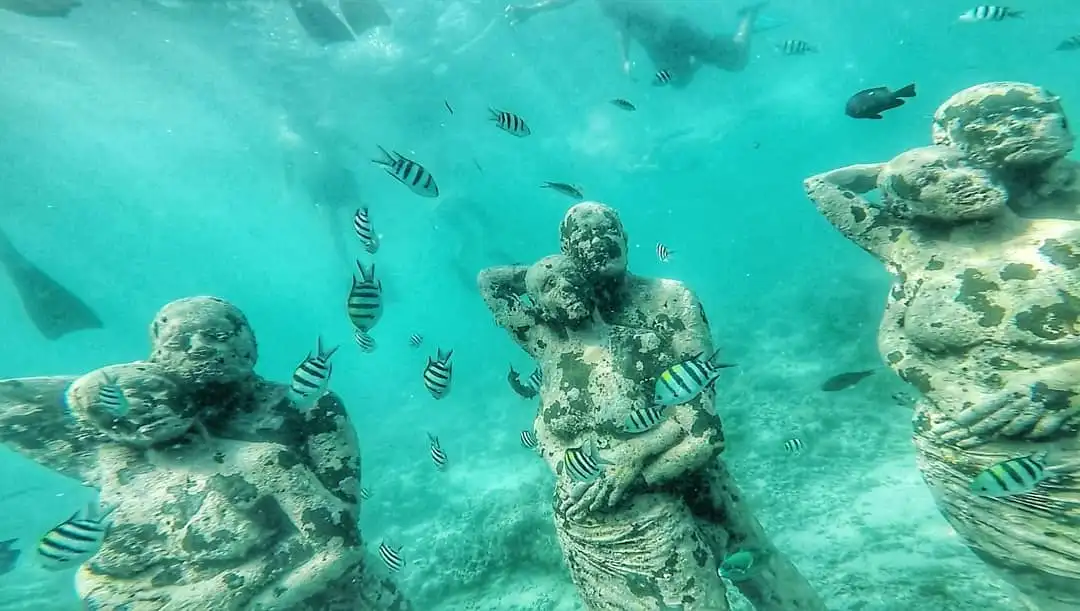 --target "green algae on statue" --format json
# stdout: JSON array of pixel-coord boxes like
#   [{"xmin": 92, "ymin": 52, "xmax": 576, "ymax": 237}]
[
  {"xmin": 804, "ymin": 82, "xmax": 1080, "ymax": 611},
  {"xmin": 0, "ymin": 296, "xmax": 410, "ymax": 611},
  {"xmin": 478, "ymin": 203, "xmax": 825, "ymax": 611}
]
